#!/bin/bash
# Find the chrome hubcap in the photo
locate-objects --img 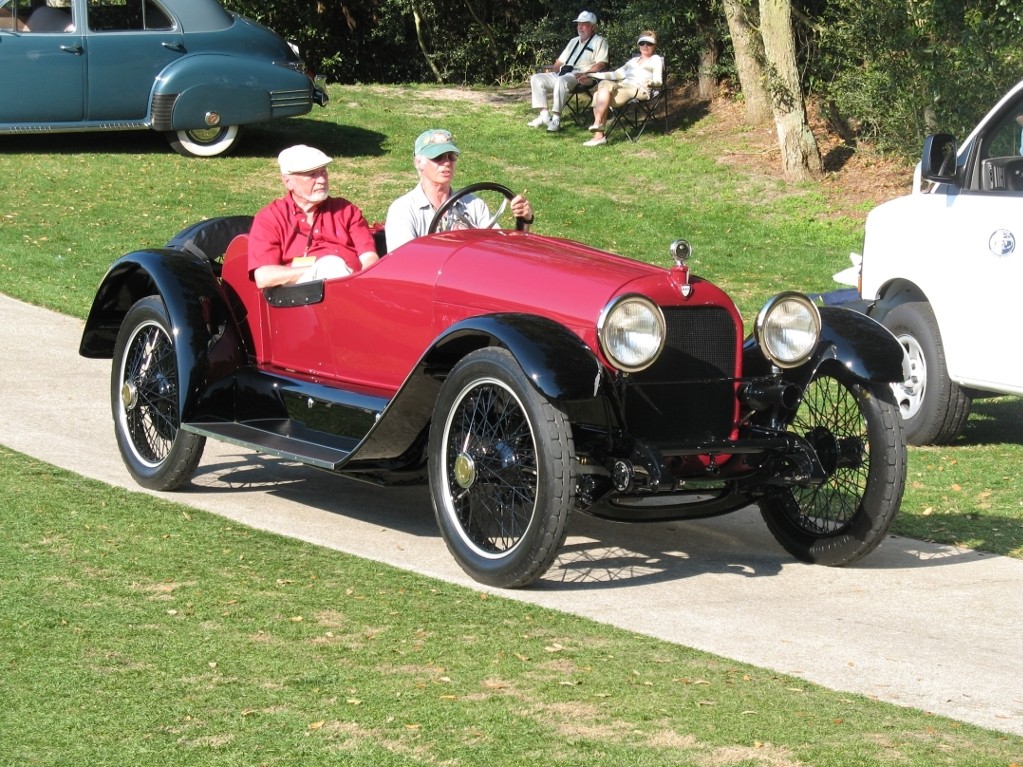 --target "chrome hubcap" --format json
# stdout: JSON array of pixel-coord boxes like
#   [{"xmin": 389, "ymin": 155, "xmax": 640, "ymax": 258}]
[
  {"xmin": 453, "ymin": 452, "xmax": 476, "ymax": 489},
  {"xmin": 121, "ymin": 380, "xmax": 137, "ymax": 411}
]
